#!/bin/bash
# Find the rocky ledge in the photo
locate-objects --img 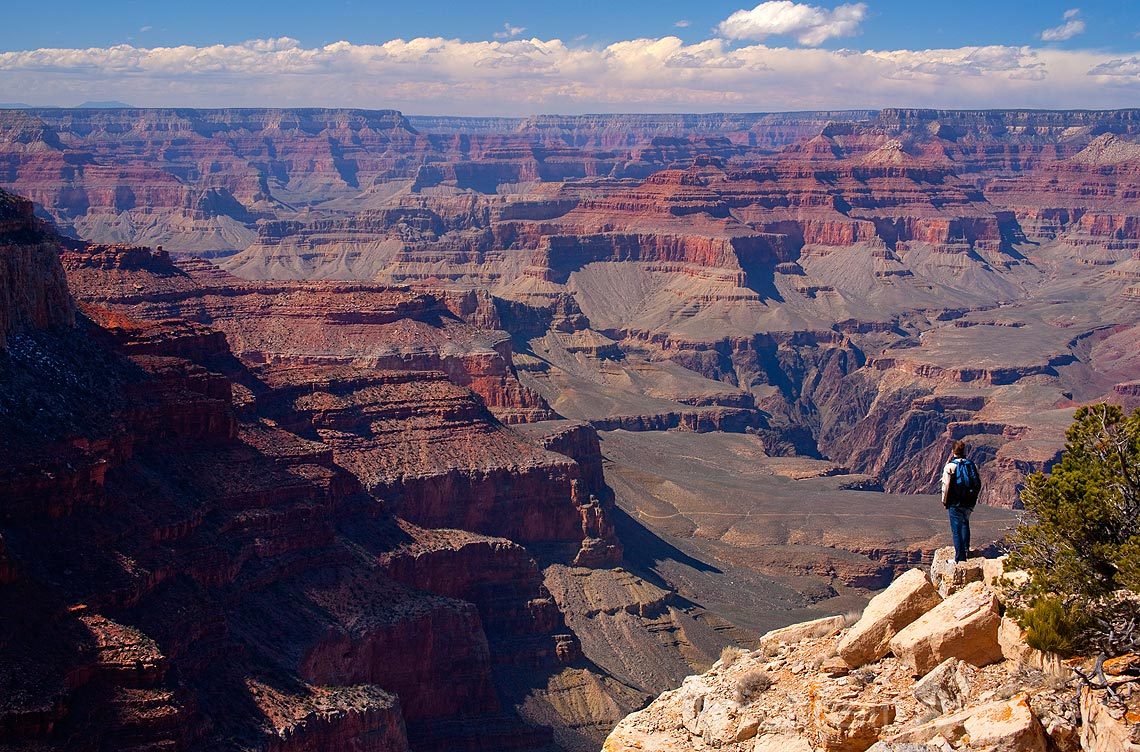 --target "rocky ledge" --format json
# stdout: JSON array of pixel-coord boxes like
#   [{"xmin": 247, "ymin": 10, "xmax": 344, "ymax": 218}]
[{"xmin": 603, "ymin": 547, "xmax": 1139, "ymax": 752}]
